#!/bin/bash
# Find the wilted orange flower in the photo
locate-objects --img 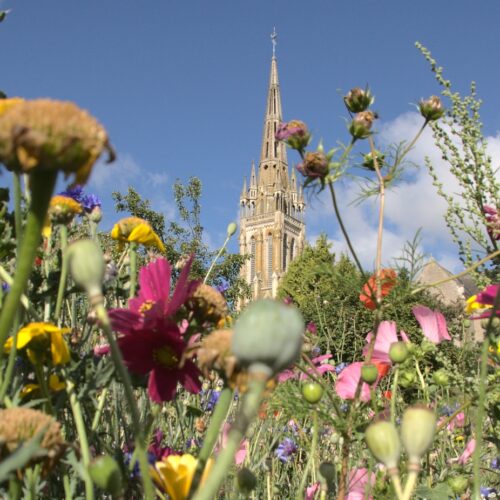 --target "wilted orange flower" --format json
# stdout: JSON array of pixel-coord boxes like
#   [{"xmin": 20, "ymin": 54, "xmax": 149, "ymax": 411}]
[{"xmin": 359, "ymin": 269, "xmax": 397, "ymax": 310}]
